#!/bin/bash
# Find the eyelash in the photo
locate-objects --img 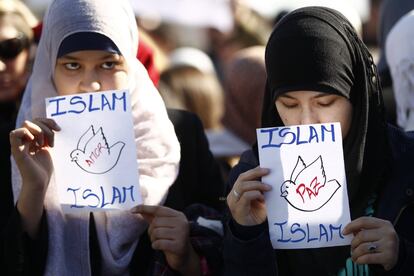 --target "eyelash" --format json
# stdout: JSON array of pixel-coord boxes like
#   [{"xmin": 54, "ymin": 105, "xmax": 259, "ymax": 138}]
[
  {"xmin": 101, "ymin": 61, "xmax": 118, "ymax": 69},
  {"xmin": 317, "ymin": 100, "xmax": 335, "ymax": 107},
  {"xmin": 280, "ymin": 100, "xmax": 335, "ymax": 109},
  {"xmin": 64, "ymin": 63, "xmax": 80, "ymax": 70},
  {"xmin": 282, "ymin": 103, "xmax": 298, "ymax": 109},
  {"xmin": 63, "ymin": 61, "xmax": 120, "ymax": 70}
]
